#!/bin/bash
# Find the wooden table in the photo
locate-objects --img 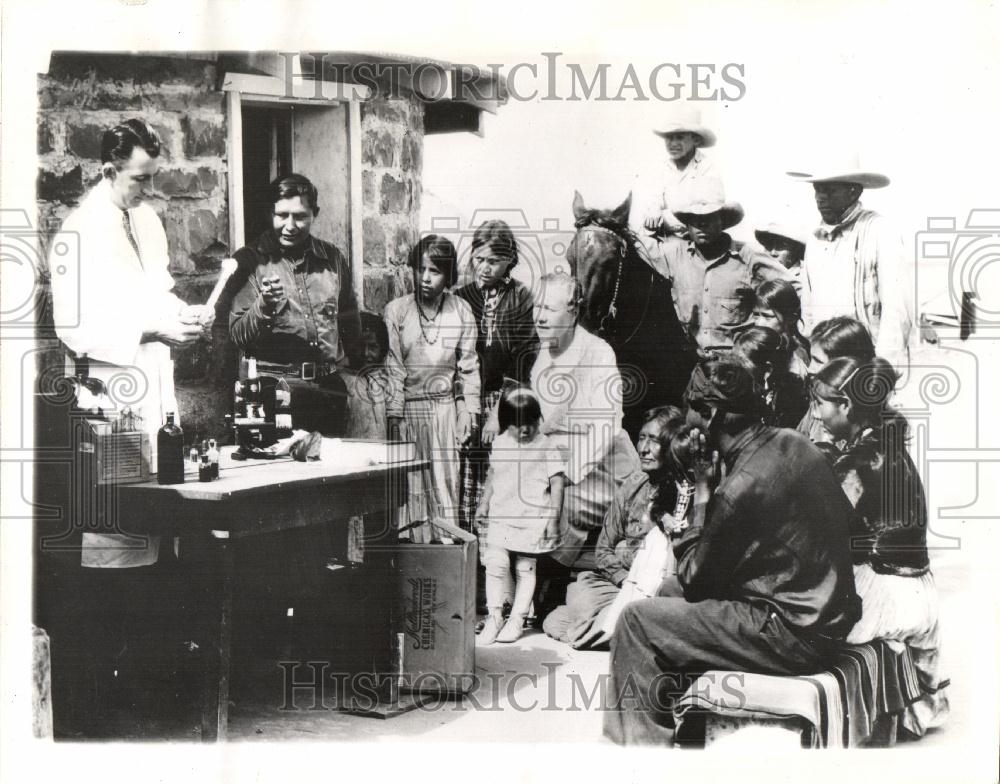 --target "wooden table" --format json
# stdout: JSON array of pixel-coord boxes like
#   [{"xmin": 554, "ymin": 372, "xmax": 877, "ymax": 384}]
[{"xmin": 119, "ymin": 448, "xmax": 426, "ymax": 741}]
